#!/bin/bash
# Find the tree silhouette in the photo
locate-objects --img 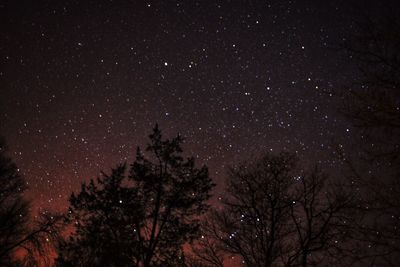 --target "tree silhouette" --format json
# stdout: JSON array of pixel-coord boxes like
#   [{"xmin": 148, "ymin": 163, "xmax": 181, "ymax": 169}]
[
  {"xmin": 0, "ymin": 137, "xmax": 62, "ymax": 267},
  {"xmin": 56, "ymin": 164, "xmax": 142, "ymax": 267},
  {"xmin": 187, "ymin": 234, "xmax": 224, "ymax": 267},
  {"xmin": 287, "ymin": 167, "xmax": 354, "ymax": 267},
  {"xmin": 341, "ymin": 9, "xmax": 400, "ymax": 265},
  {"xmin": 342, "ymin": 12, "xmax": 400, "ymax": 165},
  {"xmin": 57, "ymin": 125, "xmax": 214, "ymax": 267},
  {"xmin": 0, "ymin": 137, "xmax": 29, "ymax": 266},
  {"xmin": 190, "ymin": 153, "xmax": 353, "ymax": 267}
]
